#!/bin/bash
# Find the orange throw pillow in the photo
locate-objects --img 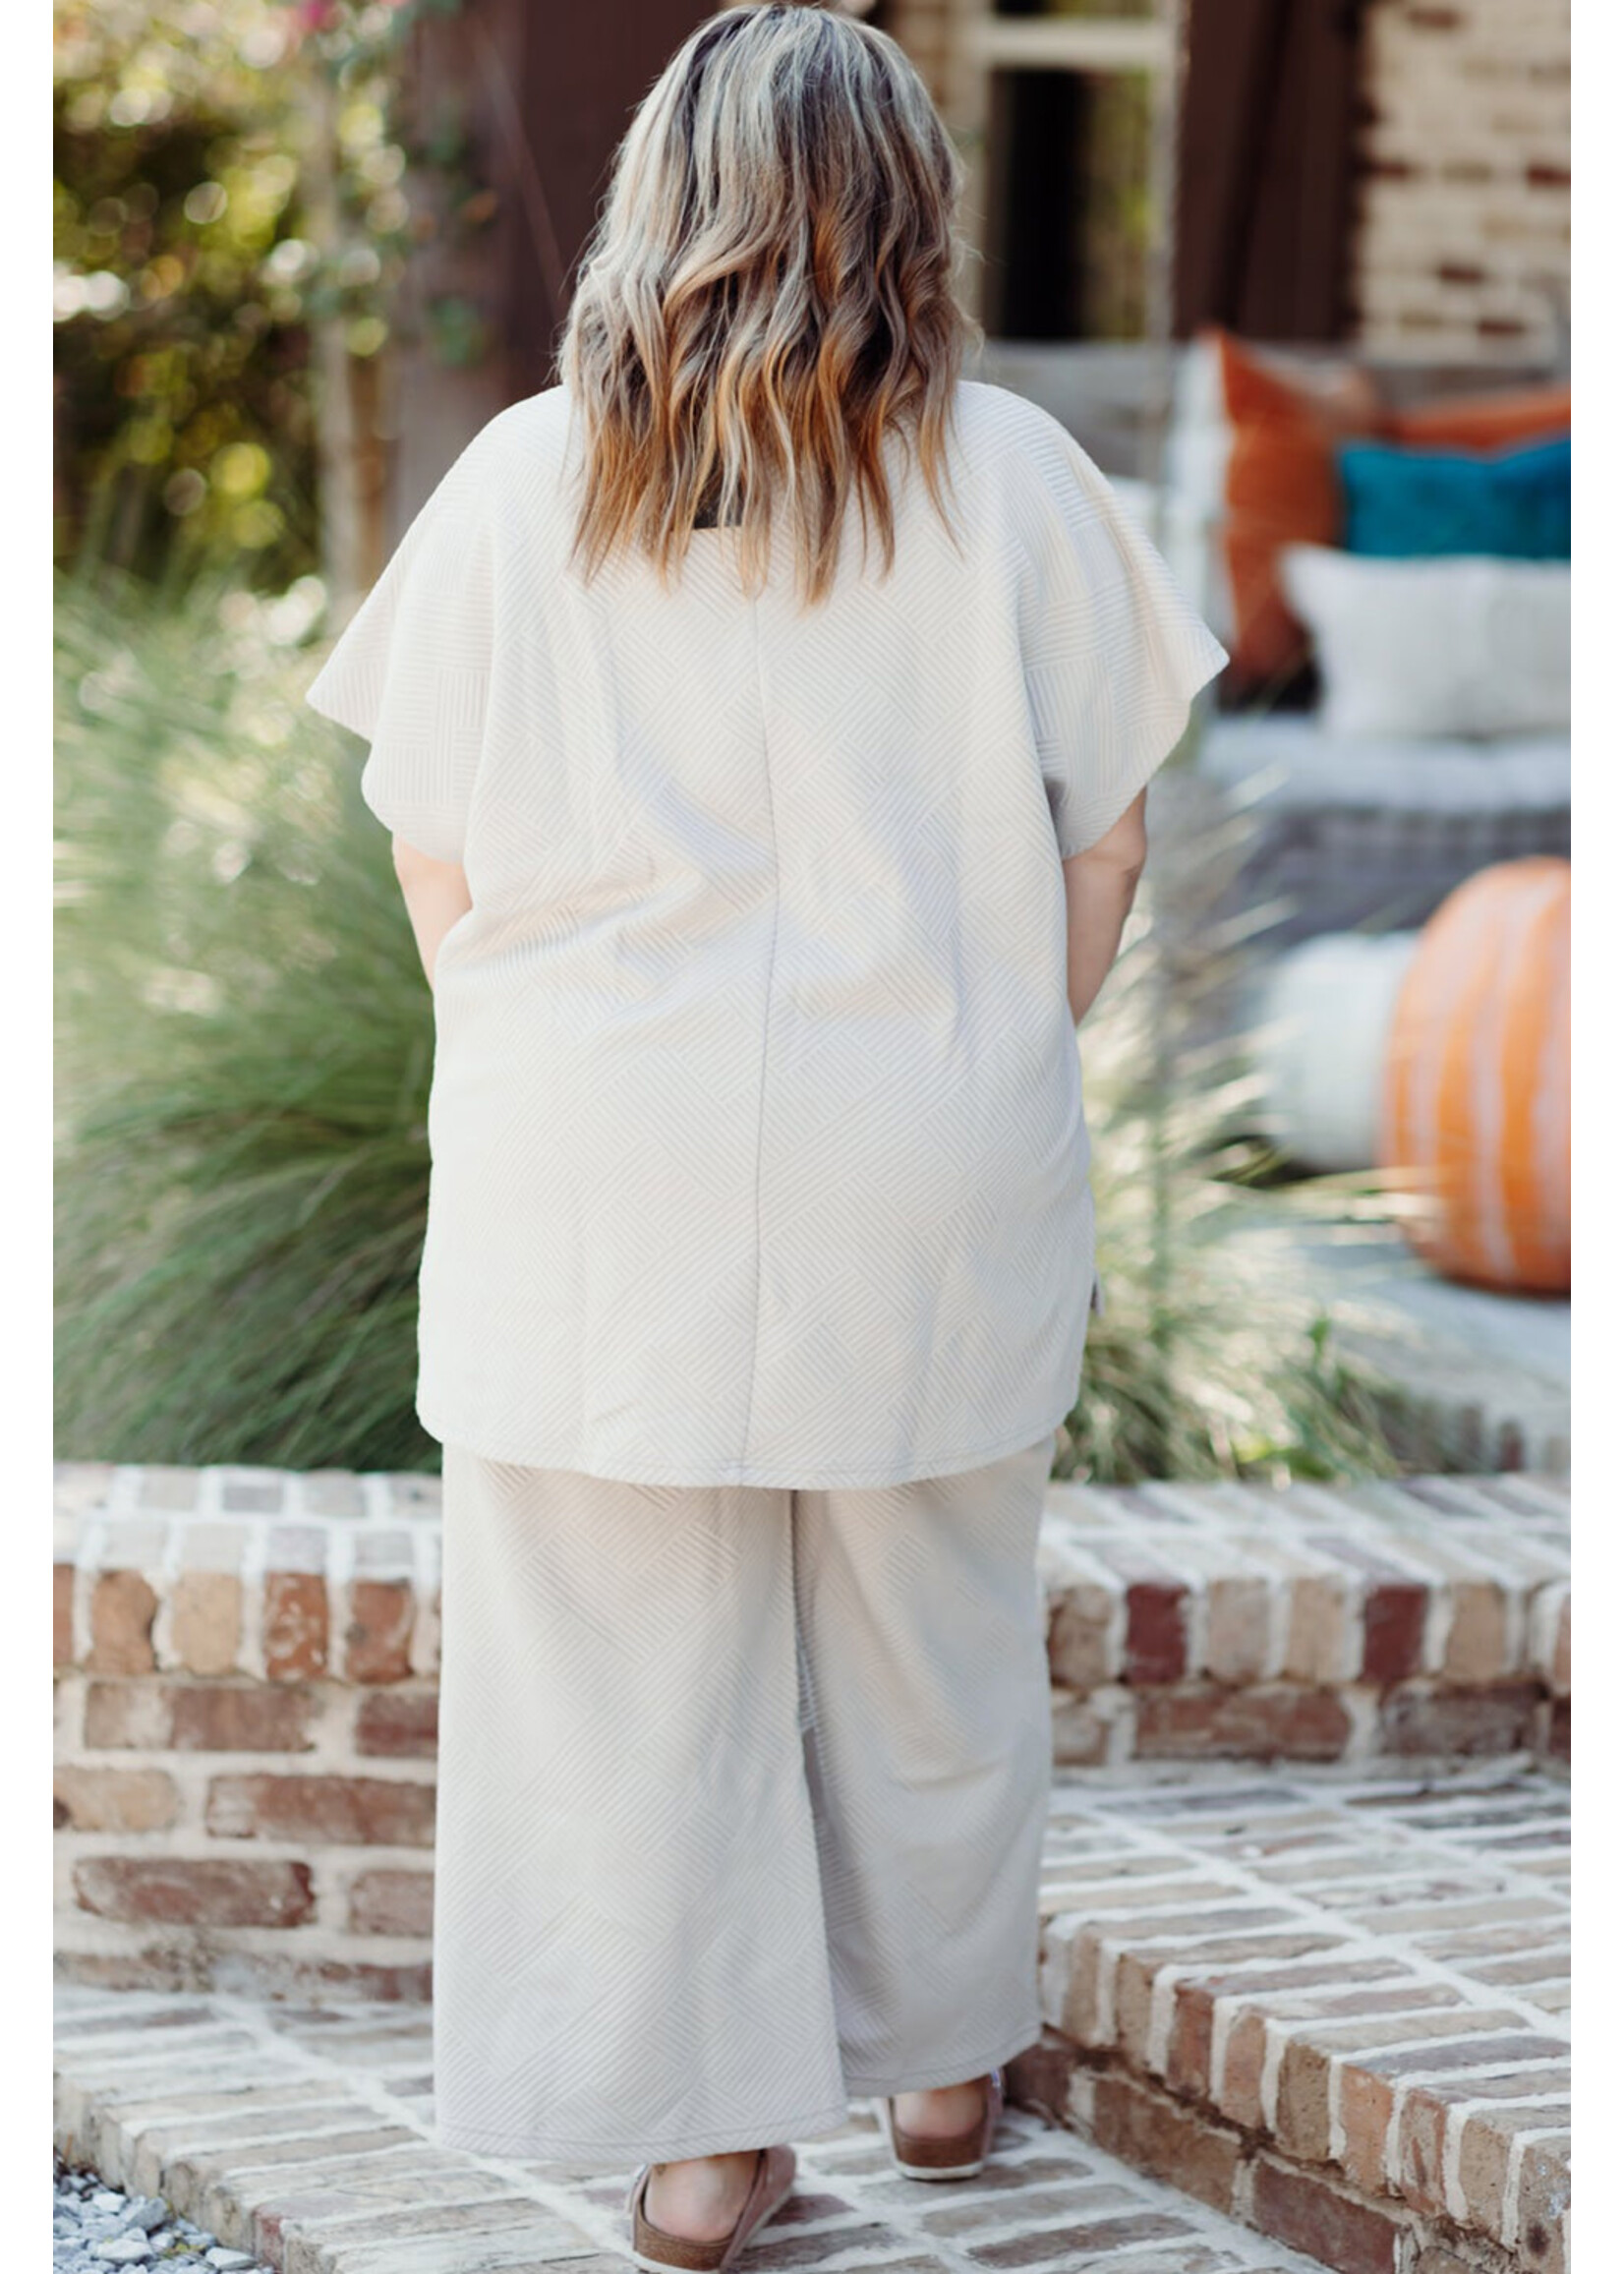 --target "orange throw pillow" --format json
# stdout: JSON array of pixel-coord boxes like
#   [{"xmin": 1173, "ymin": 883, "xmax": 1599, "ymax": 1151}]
[
  {"xmin": 1210, "ymin": 326, "xmax": 1383, "ymax": 696},
  {"xmin": 1384, "ymin": 380, "xmax": 1570, "ymax": 451}
]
